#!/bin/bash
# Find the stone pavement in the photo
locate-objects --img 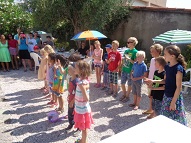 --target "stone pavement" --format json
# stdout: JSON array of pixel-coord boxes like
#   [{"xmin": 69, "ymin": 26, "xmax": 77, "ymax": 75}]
[{"xmin": 0, "ymin": 69, "xmax": 191, "ymax": 143}]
